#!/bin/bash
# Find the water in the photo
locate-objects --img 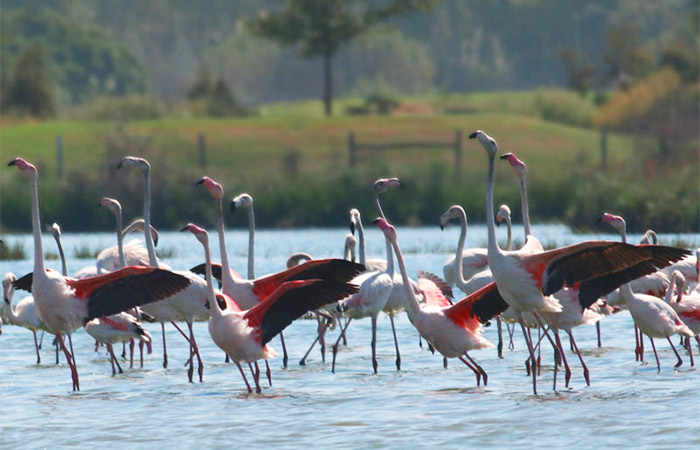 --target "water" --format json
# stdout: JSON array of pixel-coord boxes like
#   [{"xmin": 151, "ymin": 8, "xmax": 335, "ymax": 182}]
[{"xmin": 1, "ymin": 225, "xmax": 699, "ymax": 449}]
